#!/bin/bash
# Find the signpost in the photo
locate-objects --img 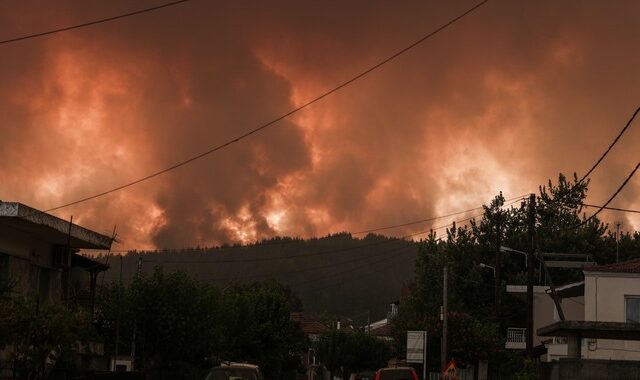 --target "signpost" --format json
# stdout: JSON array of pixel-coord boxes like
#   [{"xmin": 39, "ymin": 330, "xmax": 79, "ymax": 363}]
[{"xmin": 407, "ymin": 331, "xmax": 427, "ymax": 379}]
